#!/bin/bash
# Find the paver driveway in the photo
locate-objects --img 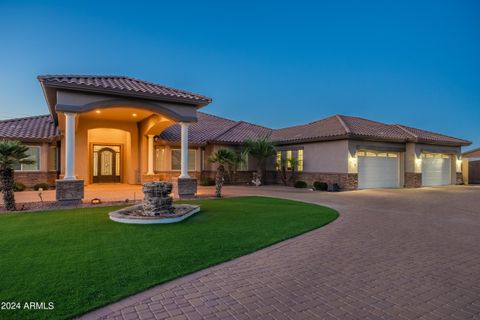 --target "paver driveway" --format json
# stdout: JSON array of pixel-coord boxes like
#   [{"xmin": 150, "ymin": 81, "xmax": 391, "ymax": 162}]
[{"xmin": 82, "ymin": 186, "xmax": 480, "ymax": 320}]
